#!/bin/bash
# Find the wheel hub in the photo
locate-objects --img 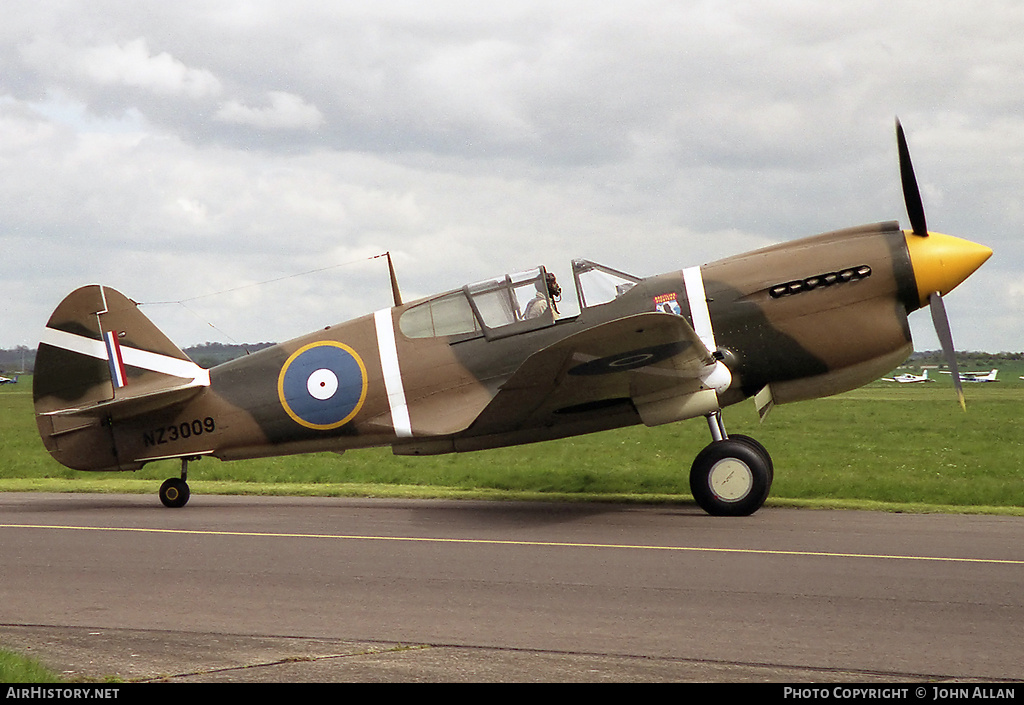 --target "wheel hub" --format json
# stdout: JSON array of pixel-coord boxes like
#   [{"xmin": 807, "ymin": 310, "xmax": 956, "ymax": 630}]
[{"xmin": 708, "ymin": 458, "xmax": 753, "ymax": 502}]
